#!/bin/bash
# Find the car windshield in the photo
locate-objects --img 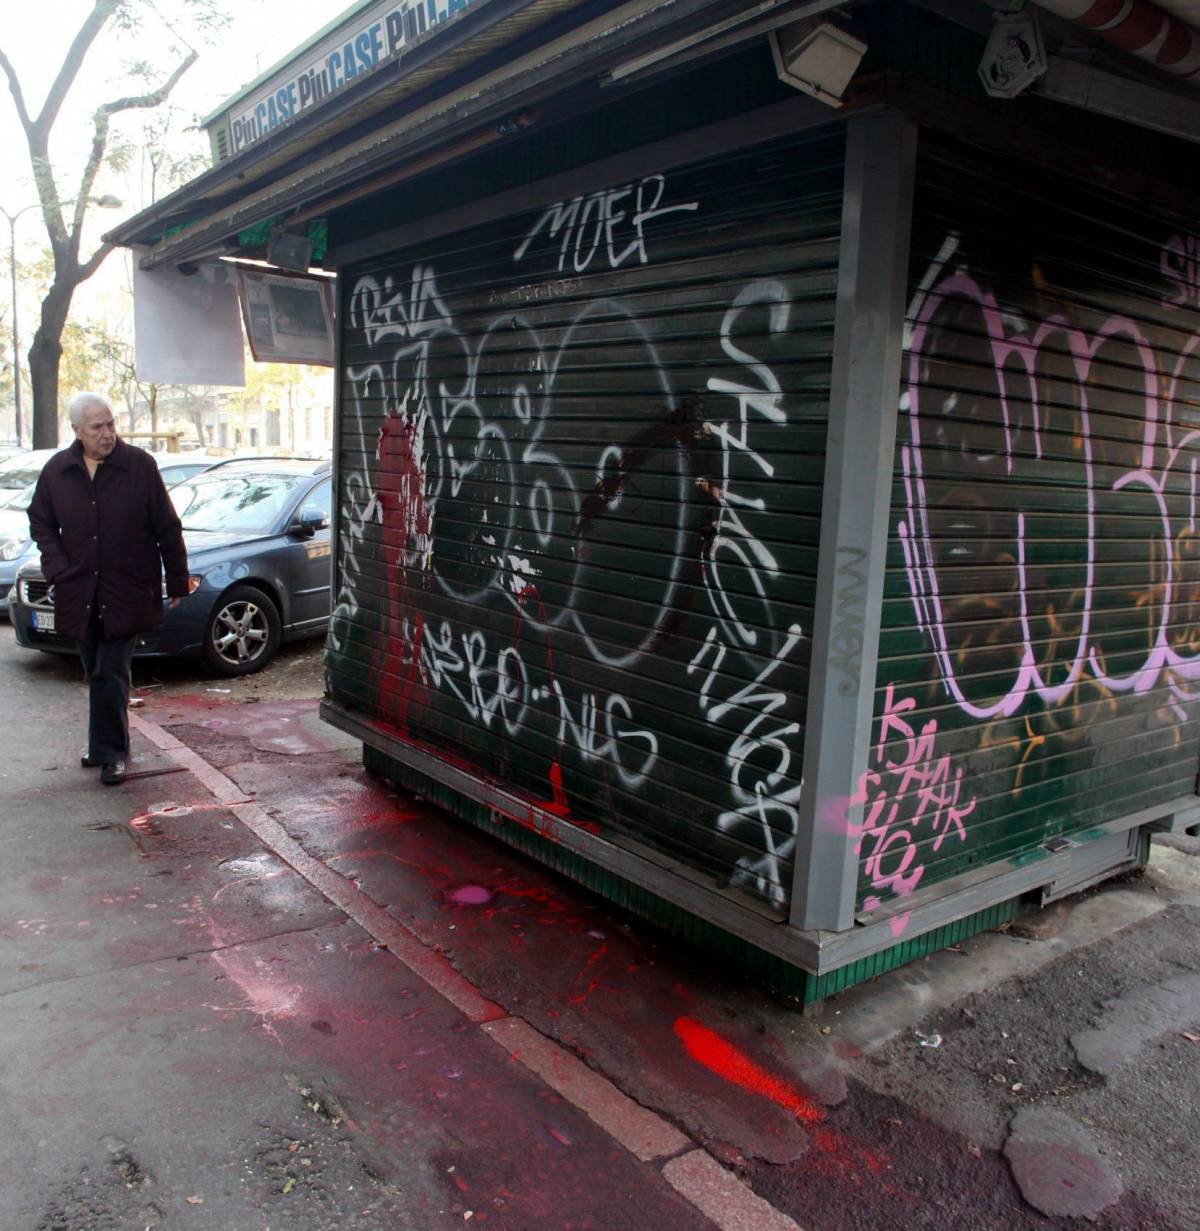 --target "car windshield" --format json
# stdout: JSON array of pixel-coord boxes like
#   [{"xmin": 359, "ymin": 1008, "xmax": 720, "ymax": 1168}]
[
  {"xmin": 0, "ymin": 463, "xmax": 45, "ymax": 490},
  {"xmin": 171, "ymin": 472, "xmax": 311, "ymax": 534},
  {"xmin": 0, "ymin": 481, "xmax": 37, "ymax": 512}
]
